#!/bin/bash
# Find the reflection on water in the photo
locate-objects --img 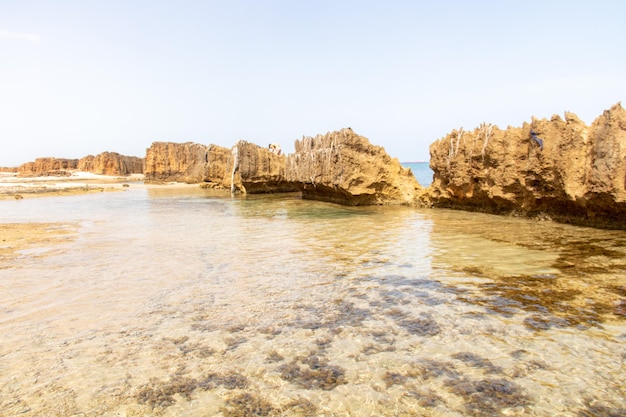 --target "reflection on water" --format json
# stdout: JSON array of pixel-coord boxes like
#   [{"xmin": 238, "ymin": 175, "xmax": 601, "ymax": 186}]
[{"xmin": 0, "ymin": 187, "xmax": 625, "ymax": 416}]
